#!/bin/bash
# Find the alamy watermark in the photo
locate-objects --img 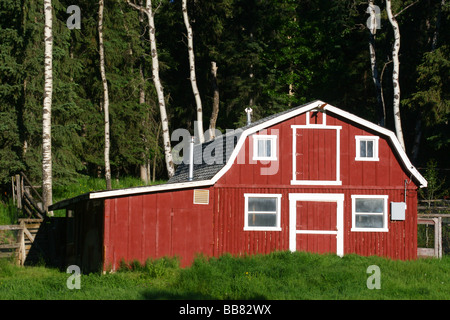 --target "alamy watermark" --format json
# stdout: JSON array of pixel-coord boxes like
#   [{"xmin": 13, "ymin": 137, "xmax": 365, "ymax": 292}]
[
  {"xmin": 66, "ymin": 5, "xmax": 81, "ymax": 30},
  {"xmin": 366, "ymin": 265, "xmax": 381, "ymax": 289},
  {"xmin": 366, "ymin": 4, "xmax": 382, "ymax": 30},
  {"xmin": 171, "ymin": 123, "xmax": 279, "ymax": 176},
  {"xmin": 66, "ymin": 265, "xmax": 81, "ymax": 289}
]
